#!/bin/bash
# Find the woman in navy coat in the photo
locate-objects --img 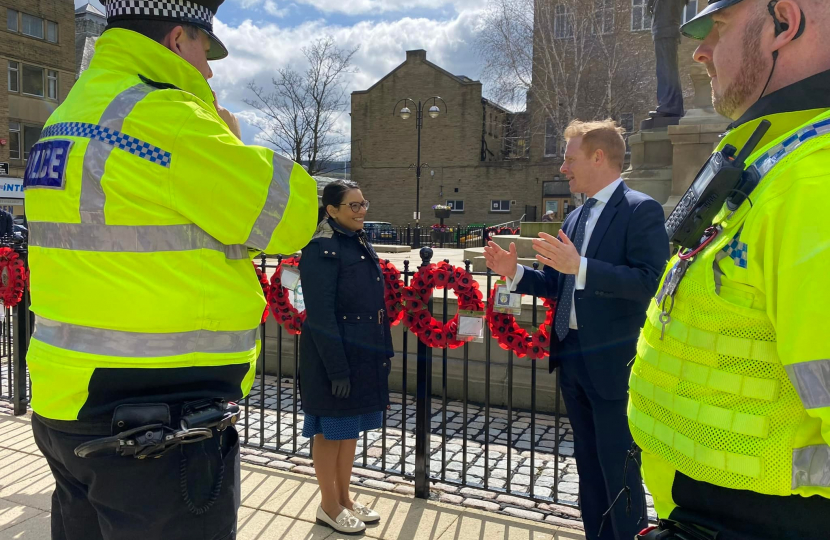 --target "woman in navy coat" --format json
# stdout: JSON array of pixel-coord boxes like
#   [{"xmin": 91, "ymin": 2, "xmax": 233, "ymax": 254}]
[{"xmin": 299, "ymin": 180, "xmax": 393, "ymax": 534}]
